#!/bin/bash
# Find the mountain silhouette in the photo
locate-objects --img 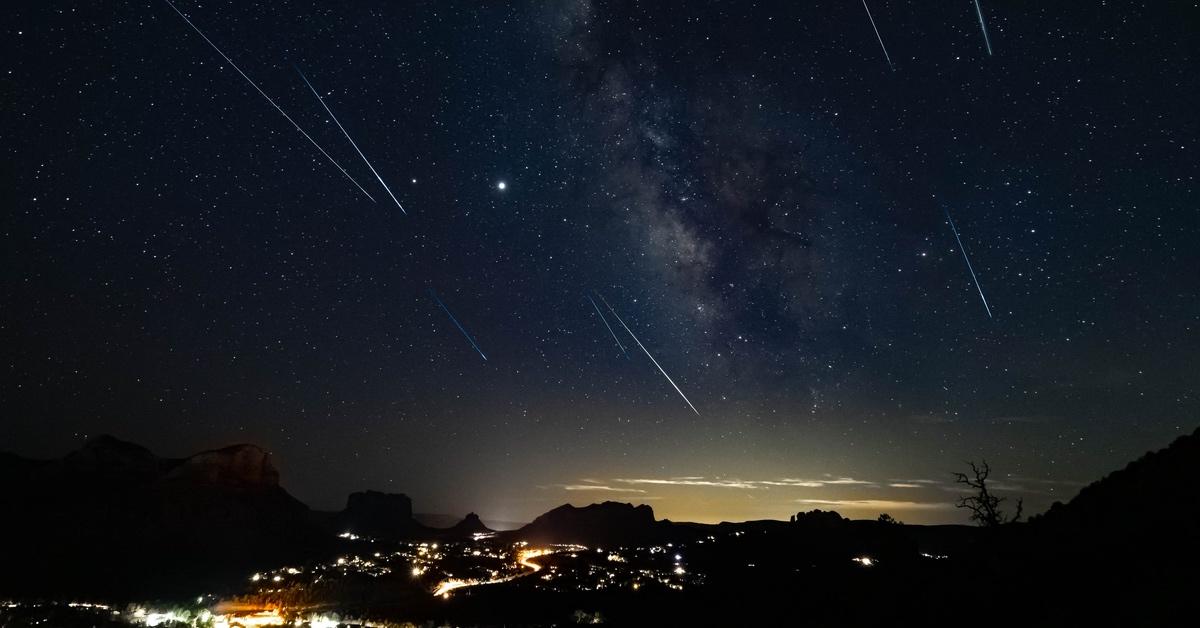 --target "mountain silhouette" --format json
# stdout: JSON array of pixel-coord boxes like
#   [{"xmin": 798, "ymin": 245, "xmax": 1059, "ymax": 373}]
[
  {"xmin": 332, "ymin": 490, "xmax": 428, "ymax": 539},
  {"xmin": 3, "ymin": 429, "xmax": 1198, "ymax": 624},
  {"xmin": 515, "ymin": 501, "xmax": 665, "ymax": 546},
  {"xmin": 0, "ymin": 435, "xmax": 328, "ymax": 598},
  {"xmin": 990, "ymin": 427, "xmax": 1200, "ymax": 624},
  {"xmin": 445, "ymin": 512, "xmax": 493, "ymax": 538},
  {"xmin": 1032, "ymin": 425, "xmax": 1200, "ymax": 544}
]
